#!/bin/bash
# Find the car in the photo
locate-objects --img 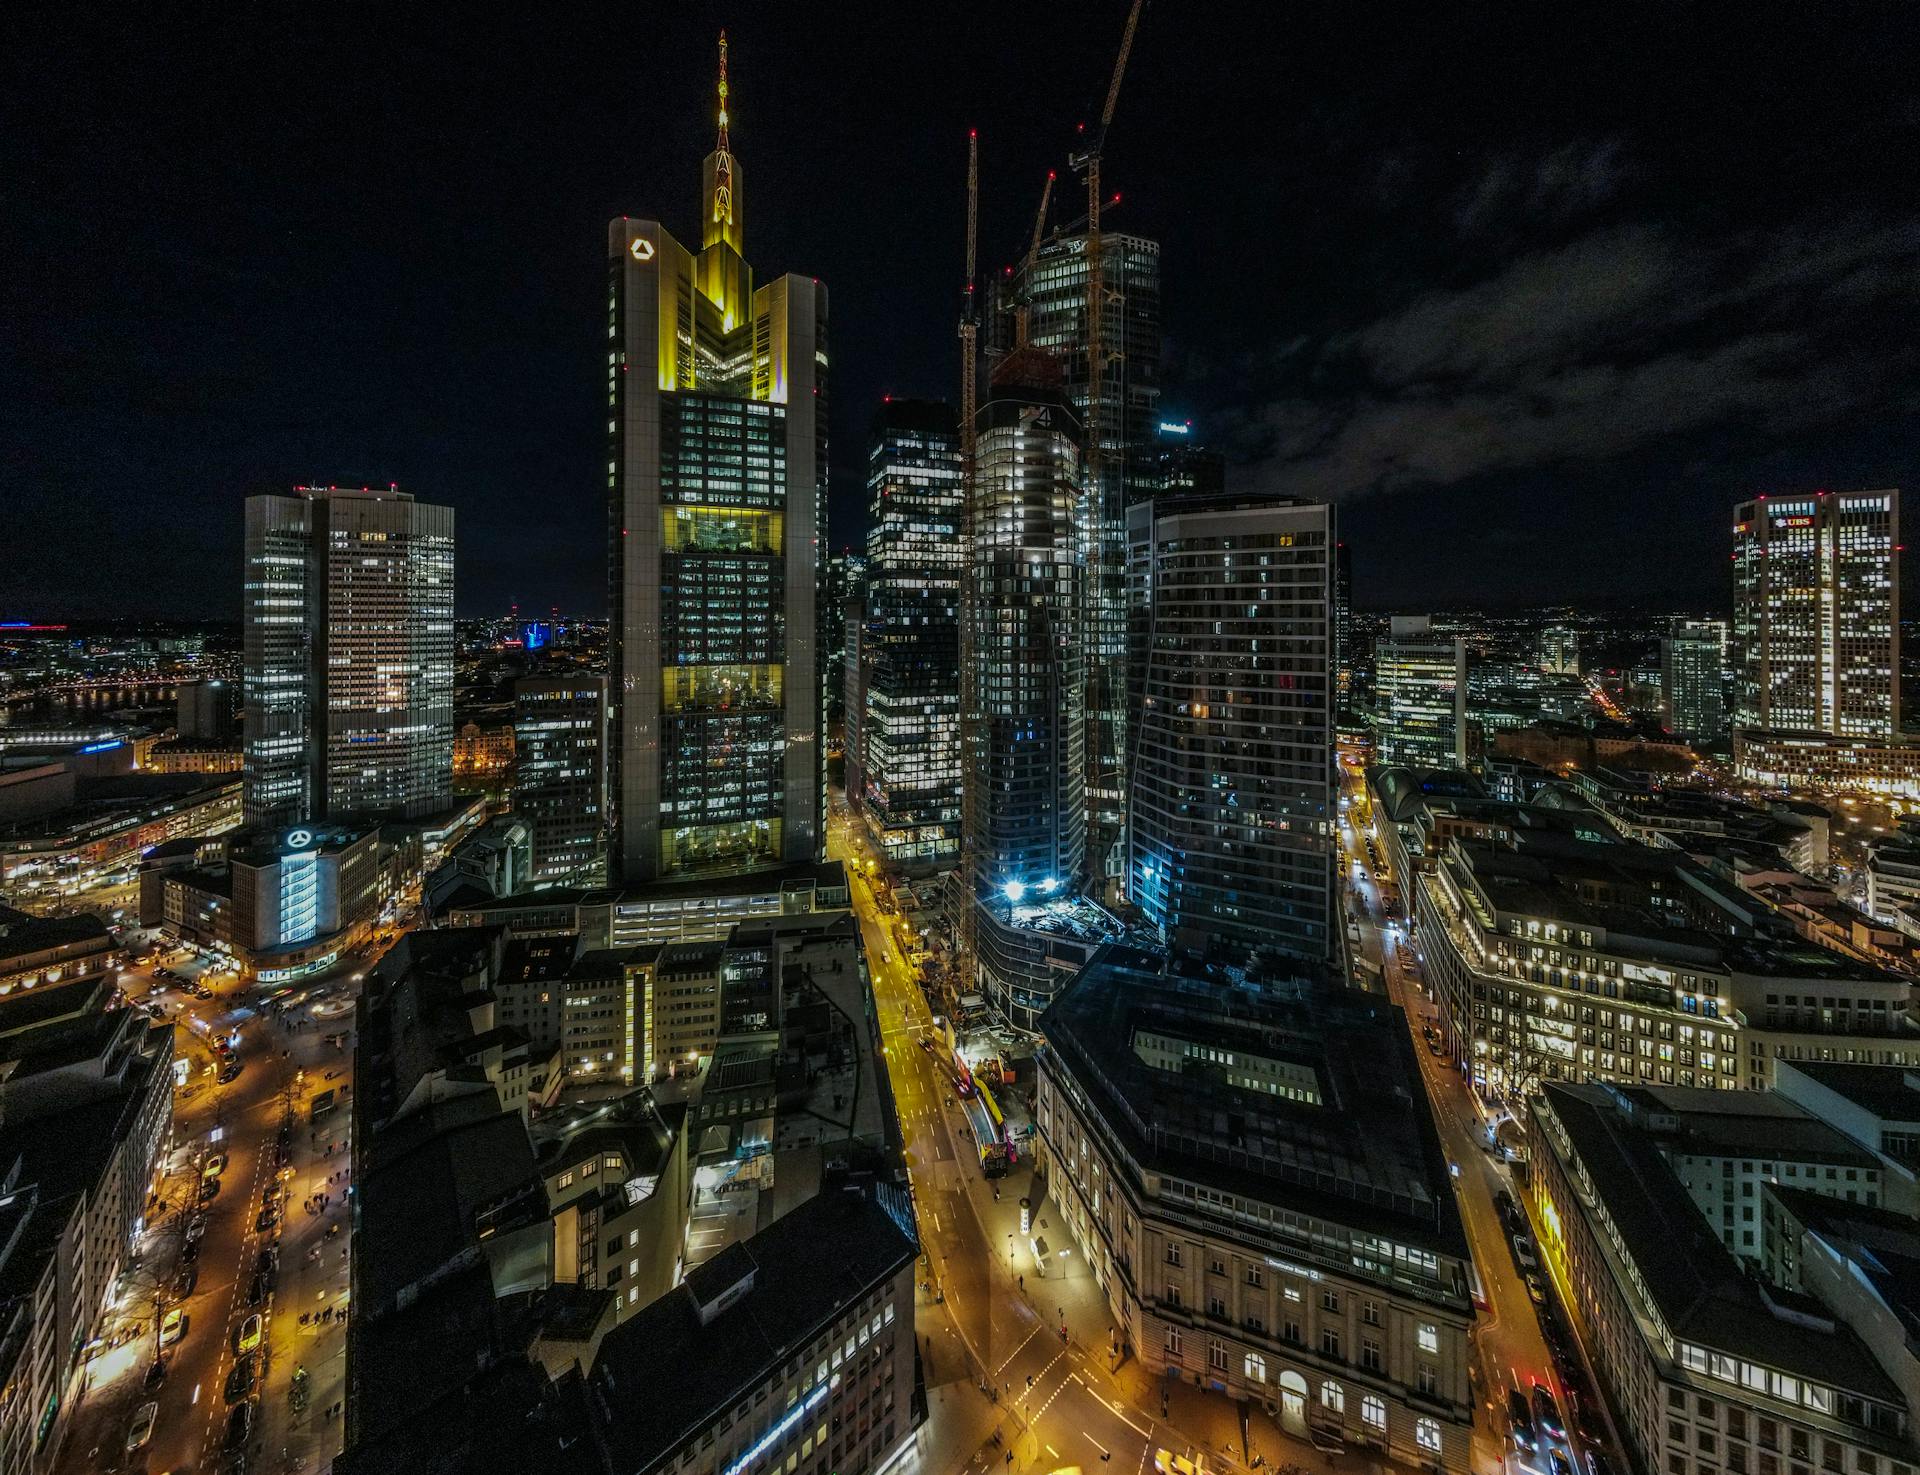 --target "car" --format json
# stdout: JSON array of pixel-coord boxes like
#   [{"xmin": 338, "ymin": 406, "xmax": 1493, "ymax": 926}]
[
  {"xmin": 1507, "ymin": 1388, "xmax": 1537, "ymax": 1451},
  {"xmin": 173, "ymin": 1264, "xmax": 197, "ymax": 1298},
  {"xmin": 1532, "ymin": 1382, "xmax": 1567, "ymax": 1442},
  {"xmin": 247, "ymin": 1273, "xmax": 266, "ymax": 1307},
  {"xmin": 181, "ymin": 1238, "xmax": 199, "ymax": 1265},
  {"xmin": 199, "ymin": 1176, "xmax": 222, "ymax": 1203},
  {"xmin": 257, "ymin": 1244, "xmax": 278, "ymax": 1276},
  {"xmin": 126, "ymin": 1400, "xmax": 159, "ymax": 1453},
  {"xmin": 1550, "ymin": 1454, "xmax": 1575, "ymax": 1475},
  {"xmin": 1525, "ymin": 1273, "xmax": 1548, "ymax": 1305},
  {"xmin": 218, "ymin": 1062, "xmax": 242, "ymax": 1085},
  {"xmin": 224, "ymin": 1353, "xmax": 257, "ymax": 1404},
  {"xmin": 160, "ymin": 1308, "xmax": 187, "ymax": 1346},
  {"xmin": 1586, "ymin": 1451, "xmax": 1615, "ymax": 1475},
  {"xmin": 1513, "ymin": 1235, "xmax": 1539, "ymax": 1270},
  {"xmin": 1495, "ymin": 1188, "xmax": 1518, "ymax": 1222},
  {"xmin": 255, "ymin": 1205, "xmax": 278, "ymax": 1232},
  {"xmin": 186, "ymin": 1214, "xmax": 208, "ymax": 1243},
  {"xmin": 222, "ymin": 1399, "xmax": 256, "ymax": 1454},
  {"xmin": 143, "ymin": 1358, "xmax": 168, "ymax": 1393},
  {"xmin": 233, "ymin": 1313, "xmax": 262, "ymax": 1355},
  {"xmin": 204, "ymin": 1152, "xmax": 227, "ymax": 1179}
]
